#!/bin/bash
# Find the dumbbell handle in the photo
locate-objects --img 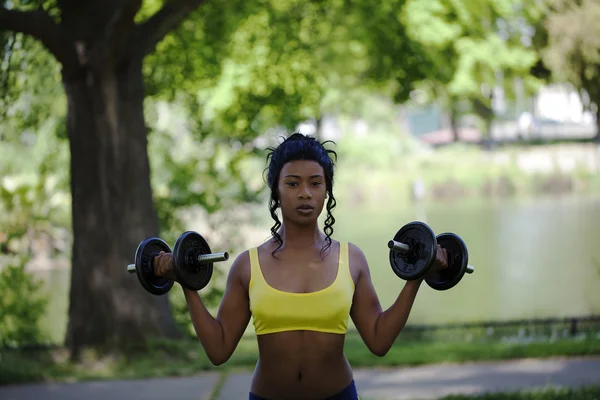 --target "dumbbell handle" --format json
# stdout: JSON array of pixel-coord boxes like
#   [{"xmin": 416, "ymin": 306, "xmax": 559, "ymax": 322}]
[
  {"xmin": 197, "ymin": 251, "xmax": 229, "ymax": 263},
  {"xmin": 388, "ymin": 240, "xmax": 476, "ymax": 275},
  {"xmin": 127, "ymin": 251, "xmax": 229, "ymax": 274},
  {"xmin": 388, "ymin": 240, "xmax": 411, "ymax": 254}
]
